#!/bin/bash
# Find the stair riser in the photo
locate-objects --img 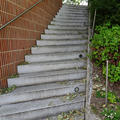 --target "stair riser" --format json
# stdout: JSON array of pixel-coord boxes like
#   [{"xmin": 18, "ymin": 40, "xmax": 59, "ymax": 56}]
[
  {"xmin": 0, "ymin": 85, "xmax": 85, "ymax": 105},
  {"xmin": 58, "ymin": 11, "xmax": 88, "ymax": 15},
  {"xmin": 62, "ymin": 5, "xmax": 88, "ymax": 9},
  {"xmin": 51, "ymin": 21, "xmax": 88, "ymax": 26},
  {"xmin": 37, "ymin": 40, "xmax": 88, "ymax": 46},
  {"xmin": 0, "ymin": 101, "xmax": 84, "ymax": 120},
  {"xmin": 25, "ymin": 52, "xmax": 86, "ymax": 63},
  {"xmin": 55, "ymin": 15, "xmax": 88, "ymax": 19},
  {"xmin": 62, "ymin": 7, "xmax": 88, "ymax": 10},
  {"xmin": 8, "ymin": 72, "xmax": 86, "ymax": 87},
  {"xmin": 18, "ymin": 60, "xmax": 86, "ymax": 74},
  {"xmin": 48, "ymin": 25, "xmax": 87, "ymax": 30},
  {"xmin": 19, "ymin": 69, "xmax": 86, "ymax": 78},
  {"xmin": 45, "ymin": 30, "xmax": 87, "ymax": 34},
  {"xmin": 53, "ymin": 18, "xmax": 88, "ymax": 23},
  {"xmin": 41, "ymin": 34, "xmax": 87, "ymax": 39},
  {"xmin": 59, "ymin": 8, "xmax": 88, "ymax": 12},
  {"xmin": 53, "ymin": 17, "xmax": 88, "ymax": 21},
  {"xmin": 32, "ymin": 45, "xmax": 87, "ymax": 54},
  {"xmin": 59, "ymin": 10, "xmax": 88, "ymax": 14},
  {"xmin": 57, "ymin": 13, "xmax": 88, "ymax": 17},
  {"xmin": 61, "ymin": 8, "xmax": 88, "ymax": 11}
]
